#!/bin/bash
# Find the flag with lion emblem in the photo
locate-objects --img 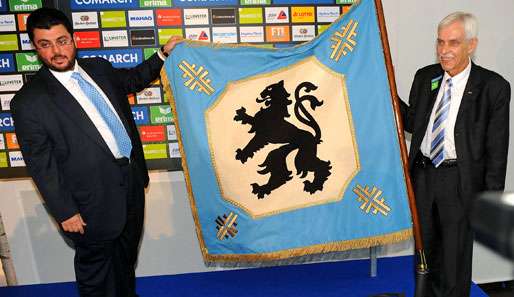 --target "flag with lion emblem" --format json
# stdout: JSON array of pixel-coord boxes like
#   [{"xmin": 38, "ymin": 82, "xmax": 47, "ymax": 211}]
[{"xmin": 161, "ymin": 0, "xmax": 412, "ymax": 262}]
